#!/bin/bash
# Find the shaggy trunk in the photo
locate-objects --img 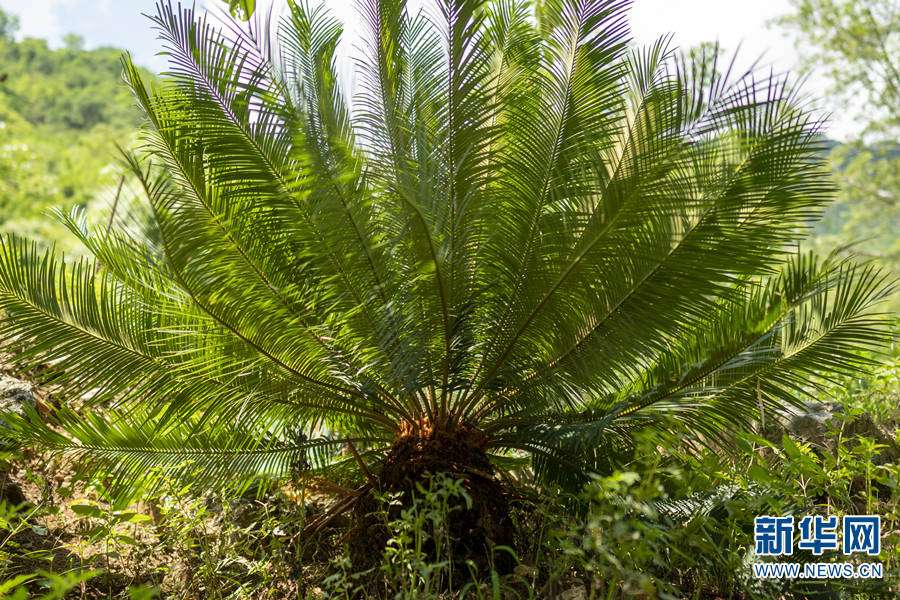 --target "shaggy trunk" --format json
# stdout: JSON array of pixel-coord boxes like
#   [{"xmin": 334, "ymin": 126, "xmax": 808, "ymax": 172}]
[{"xmin": 347, "ymin": 418, "xmax": 515, "ymax": 580}]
